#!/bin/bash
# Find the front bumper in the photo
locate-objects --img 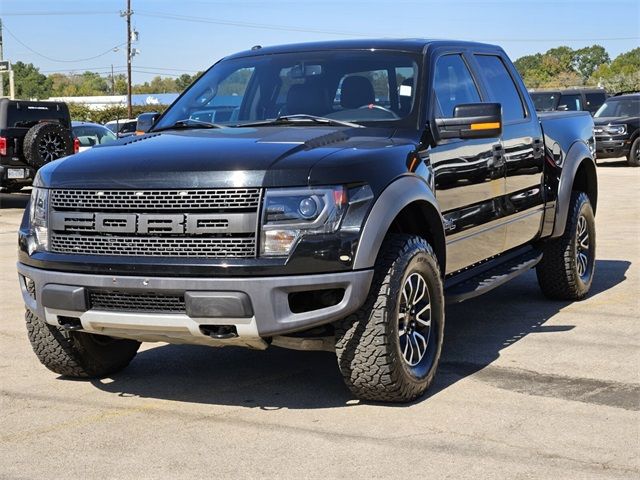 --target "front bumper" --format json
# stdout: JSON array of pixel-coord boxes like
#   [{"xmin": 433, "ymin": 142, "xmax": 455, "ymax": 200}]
[
  {"xmin": 17, "ymin": 263, "xmax": 373, "ymax": 349},
  {"xmin": 595, "ymin": 138, "xmax": 631, "ymax": 159}
]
